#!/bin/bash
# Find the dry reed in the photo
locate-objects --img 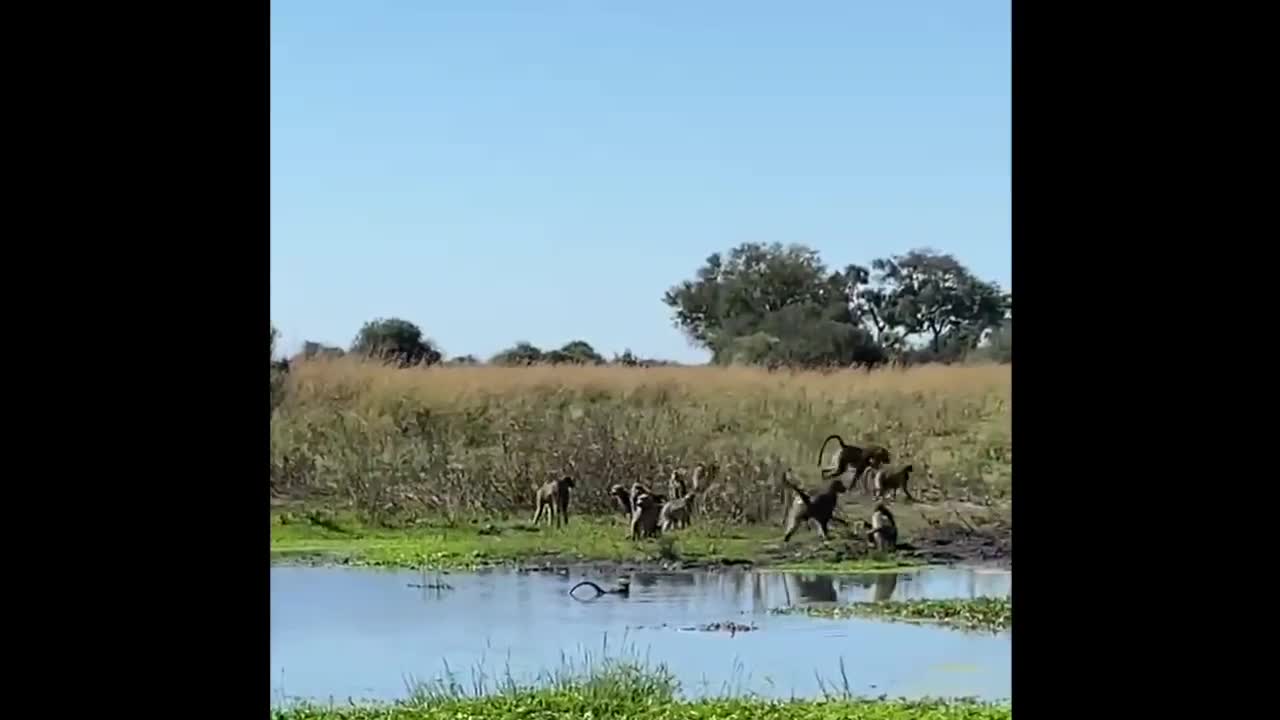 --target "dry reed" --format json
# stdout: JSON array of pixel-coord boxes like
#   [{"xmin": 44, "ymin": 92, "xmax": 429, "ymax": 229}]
[{"xmin": 270, "ymin": 357, "xmax": 1010, "ymax": 523}]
